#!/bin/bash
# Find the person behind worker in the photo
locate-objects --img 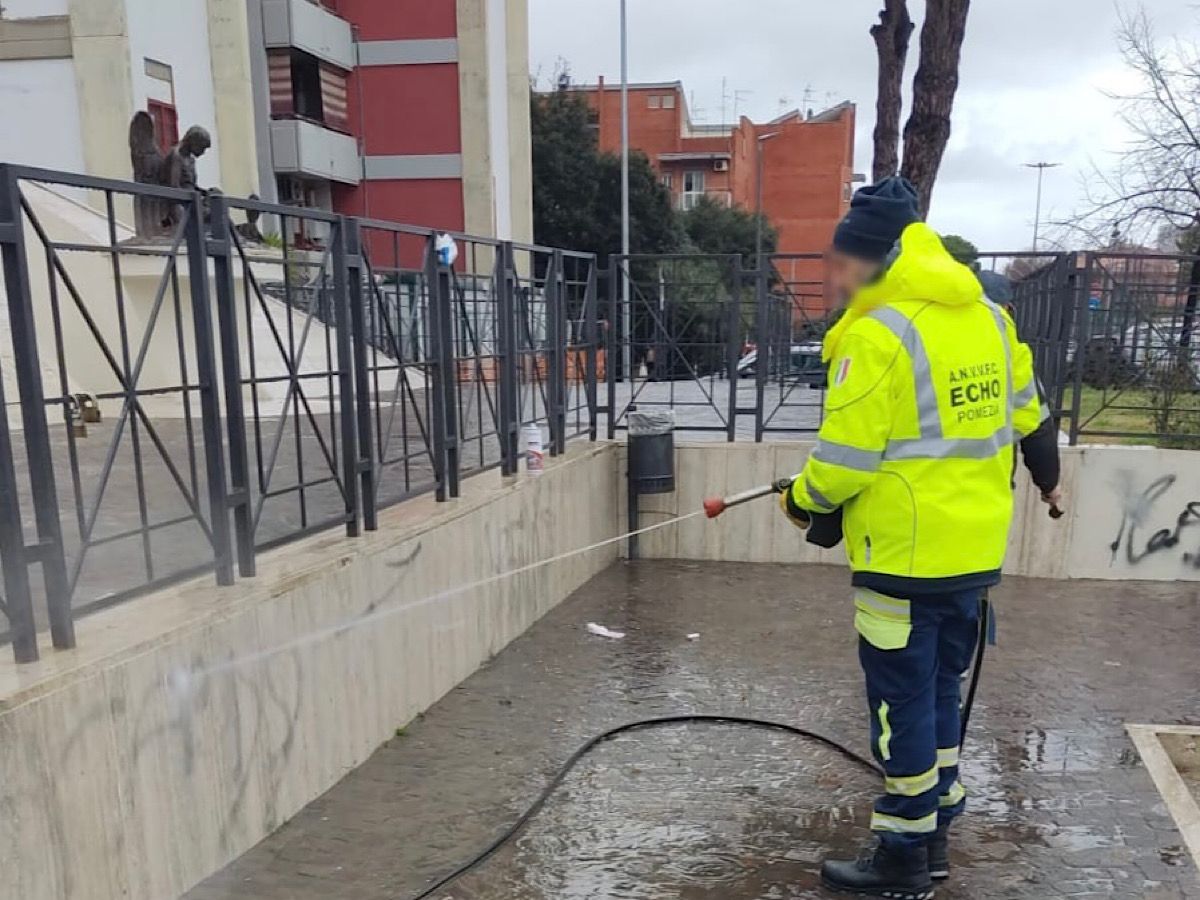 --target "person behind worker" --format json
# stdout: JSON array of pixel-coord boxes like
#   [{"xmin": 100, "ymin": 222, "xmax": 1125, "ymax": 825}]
[
  {"xmin": 977, "ymin": 271, "xmax": 1063, "ymax": 508},
  {"xmin": 778, "ymin": 177, "xmax": 1043, "ymax": 898}
]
